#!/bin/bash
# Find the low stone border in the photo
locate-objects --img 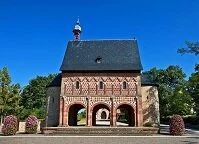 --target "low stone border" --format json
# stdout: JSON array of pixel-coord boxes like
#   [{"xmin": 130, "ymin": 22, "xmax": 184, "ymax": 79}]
[{"xmin": 41, "ymin": 127, "xmax": 160, "ymax": 136}]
